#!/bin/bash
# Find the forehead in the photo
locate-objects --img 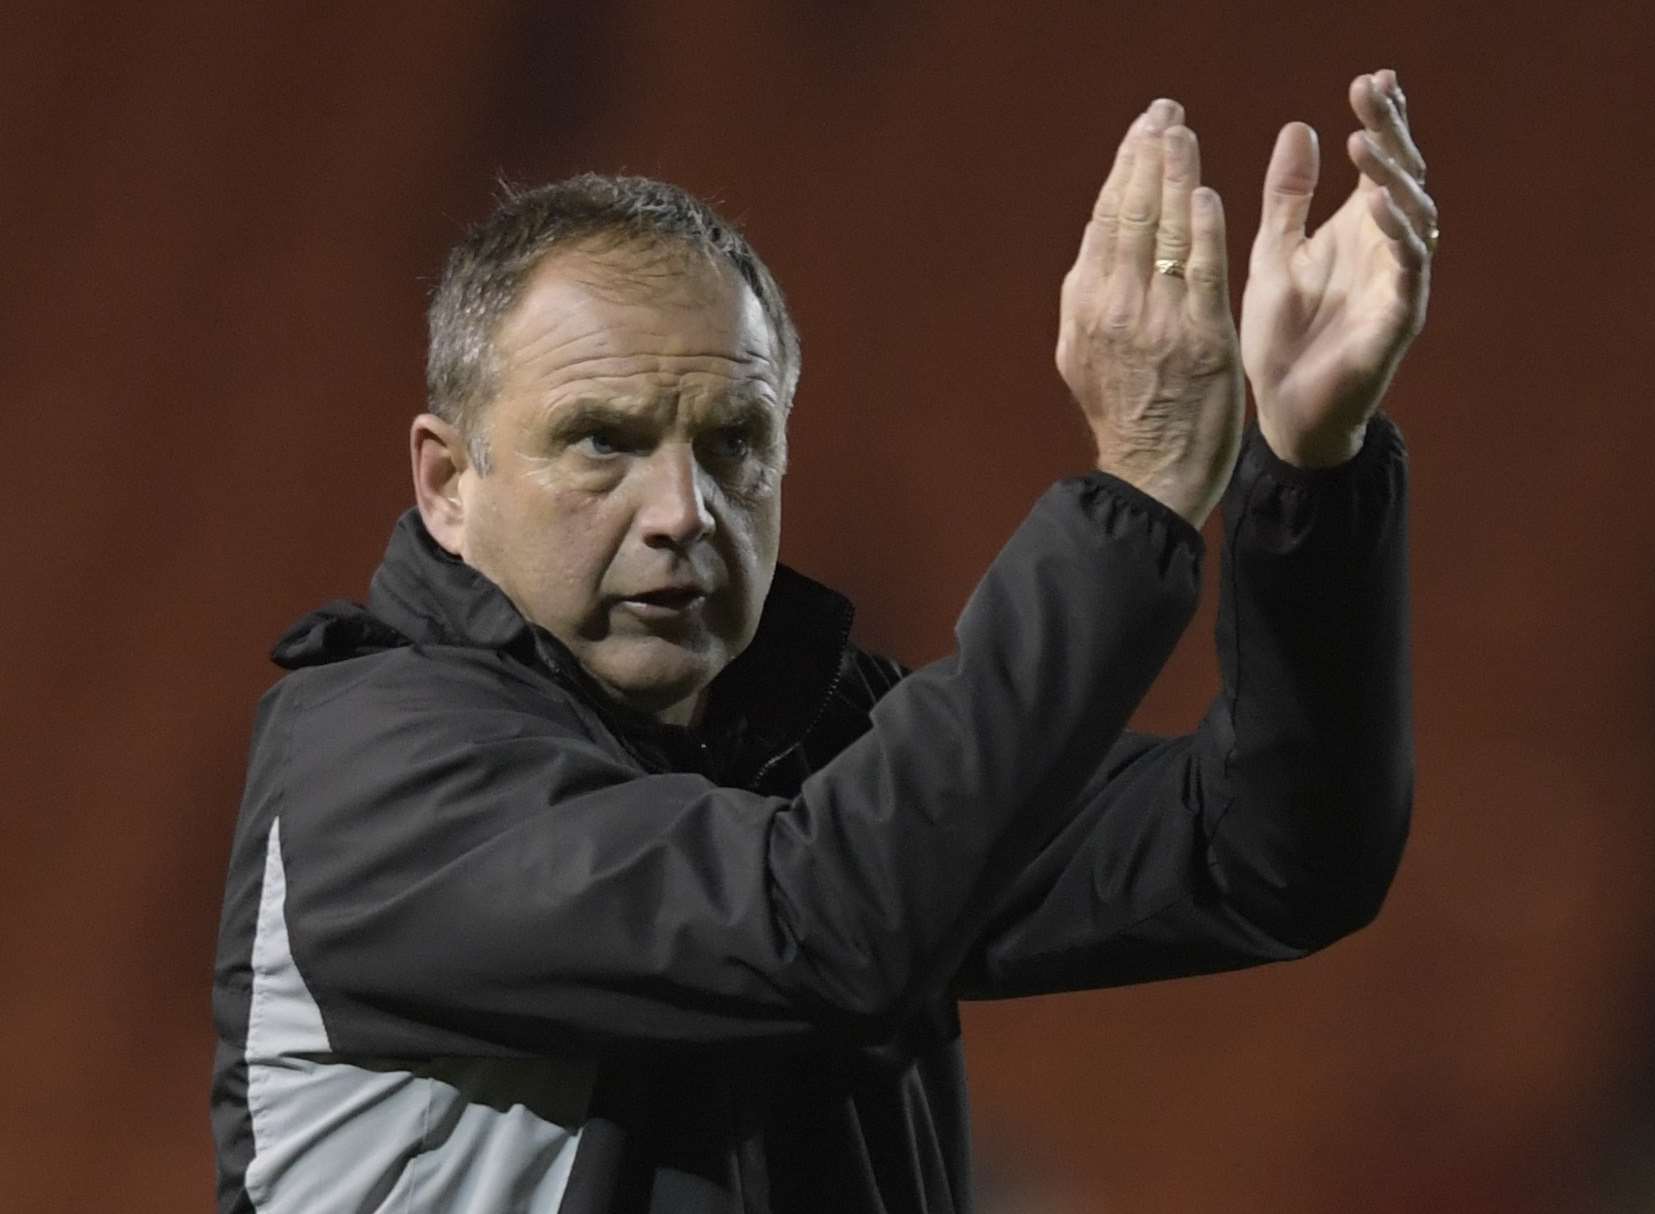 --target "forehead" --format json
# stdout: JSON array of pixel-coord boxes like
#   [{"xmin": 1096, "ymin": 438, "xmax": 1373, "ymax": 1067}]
[{"xmin": 492, "ymin": 246, "xmax": 782, "ymax": 408}]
